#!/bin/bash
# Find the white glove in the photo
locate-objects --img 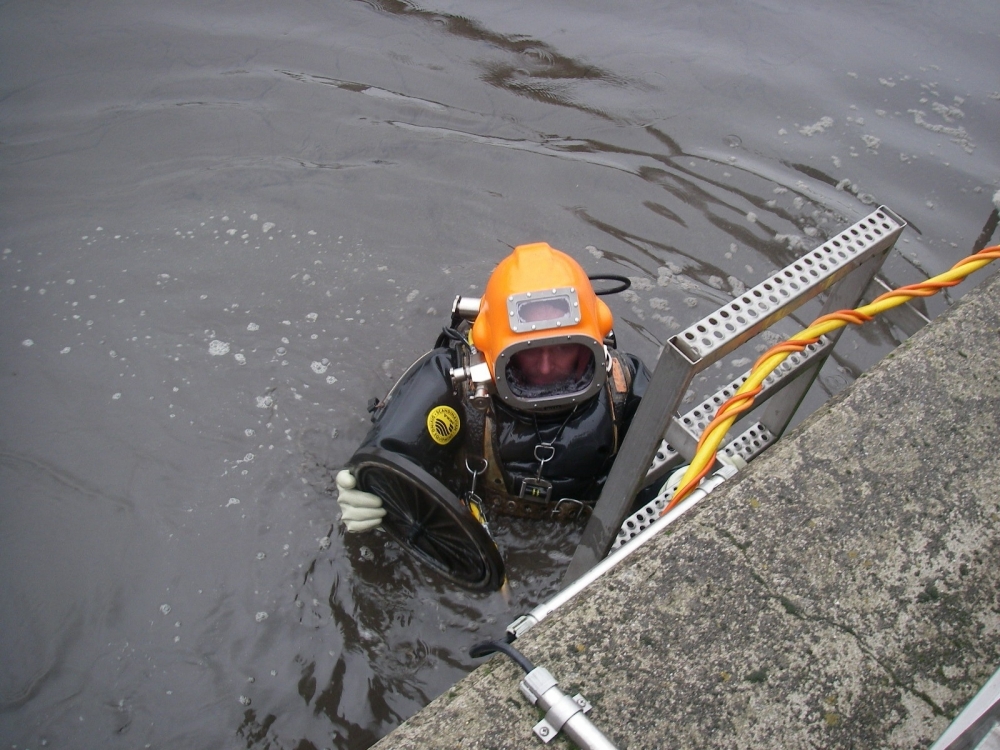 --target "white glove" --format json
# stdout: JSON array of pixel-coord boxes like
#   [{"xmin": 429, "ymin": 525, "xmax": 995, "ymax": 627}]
[{"xmin": 336, "ymin": 469, "xmax": 385, "ymax": 533}]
